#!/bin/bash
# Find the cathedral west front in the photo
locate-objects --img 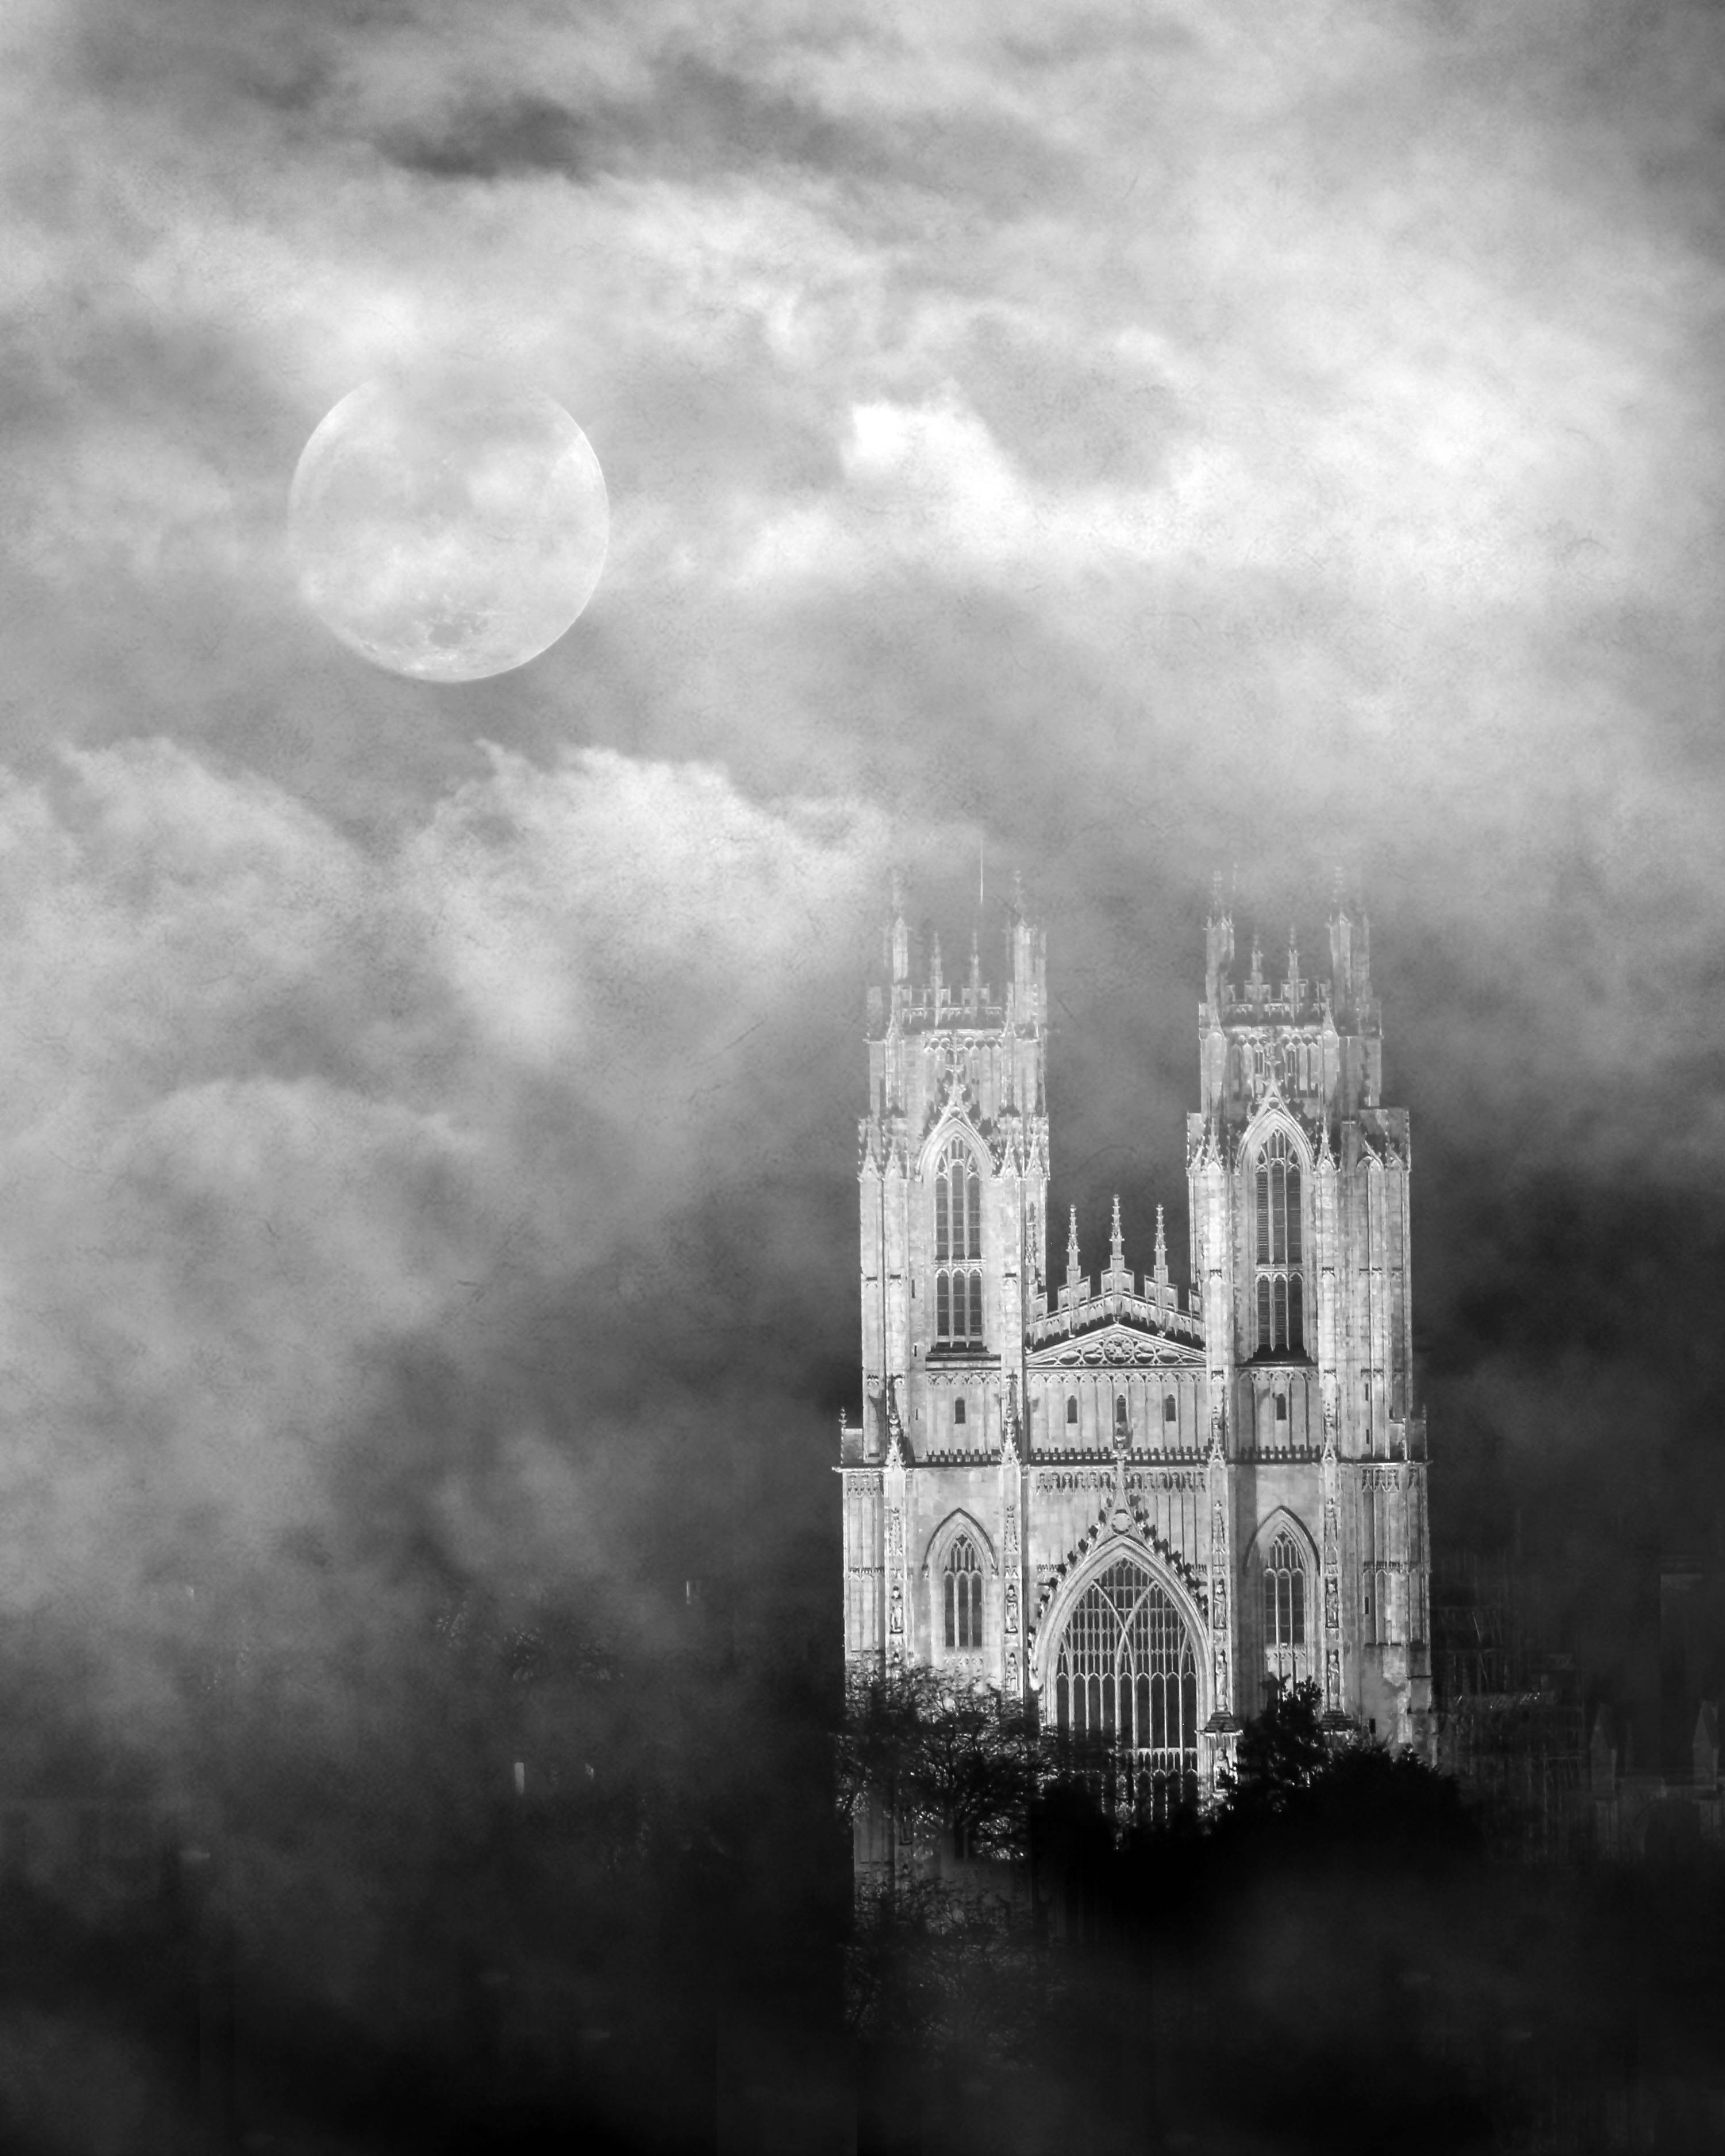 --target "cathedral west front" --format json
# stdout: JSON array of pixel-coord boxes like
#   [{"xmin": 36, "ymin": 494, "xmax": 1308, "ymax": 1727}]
[{"xmin": 838, "ymin": 881, "xmax": 1433, "ymax": 1799}]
